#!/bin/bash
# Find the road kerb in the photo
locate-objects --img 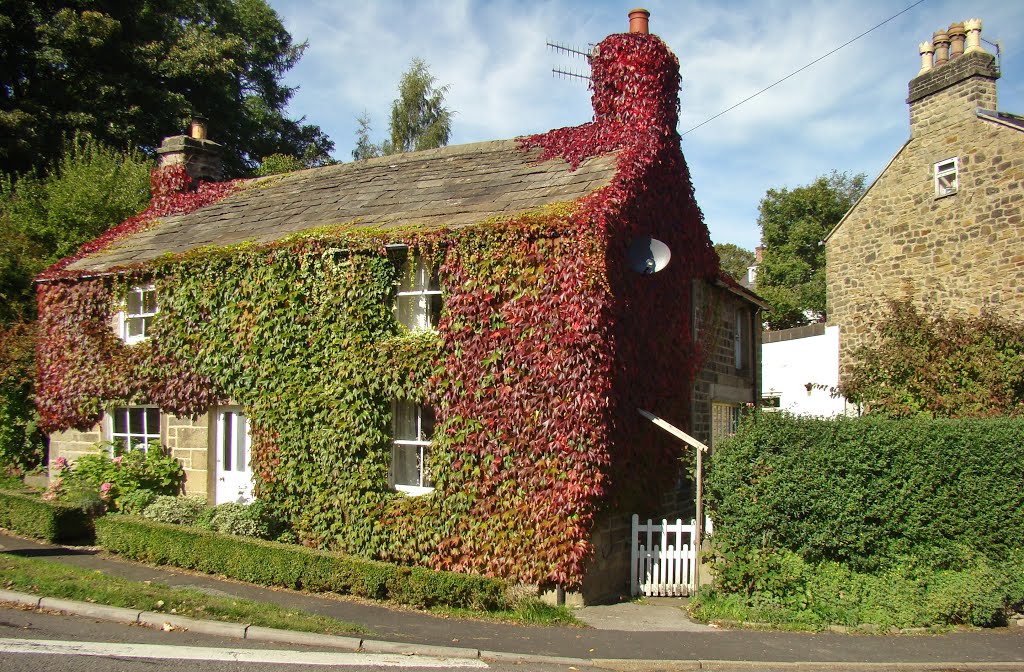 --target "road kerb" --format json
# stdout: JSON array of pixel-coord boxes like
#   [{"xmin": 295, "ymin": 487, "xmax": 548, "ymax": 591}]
[
  {"xmin": 138, "ymin": 611, "xmax": 248, "ymax": 638},
  {"xmin": 244, "ymin": 625, "xmax": 362, "ymax": 651},
  {"xmin": 38, "ymin": 597, "xmax": 142, "ymax": 624},
  {"xmin": 0, "ymin": 589, "xmax": 41, "ymax": 609},
  {"xmin": 481, "ymin": 649, "xmax": 594, "ymax": 666},
  {"xmin": 361, "ymin": 638, "xmax": 480, "ymax": 659}
]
